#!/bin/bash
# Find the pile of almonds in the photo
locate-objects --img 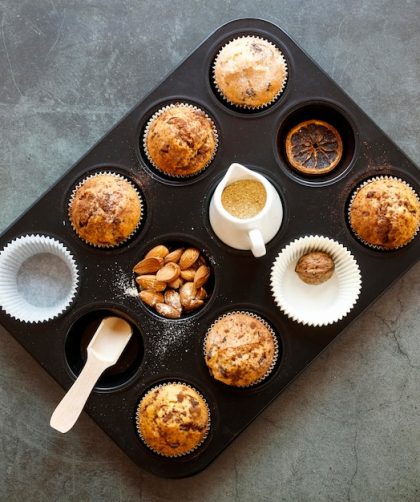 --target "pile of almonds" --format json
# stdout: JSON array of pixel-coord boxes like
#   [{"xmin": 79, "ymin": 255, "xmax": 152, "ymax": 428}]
[{"xmin": 133, "ymin": 244, "xmax": 211, "ymax": 319}]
